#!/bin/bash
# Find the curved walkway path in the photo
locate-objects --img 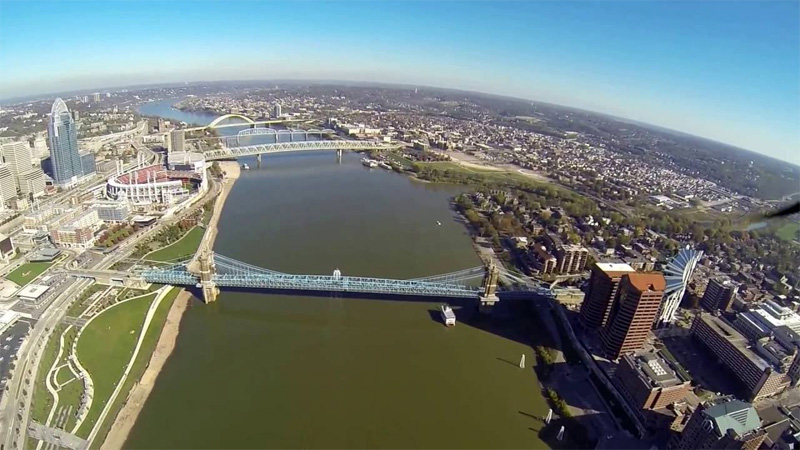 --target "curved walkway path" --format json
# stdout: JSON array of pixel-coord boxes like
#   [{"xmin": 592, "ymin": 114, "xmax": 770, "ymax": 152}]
[
  {"xmin": 70, "ymin": 288, "xmax": 161, "ymax": 434},
  {"xmin": 35, "ymin": 325, "xmax": 71, "ymax": 450},
  {"xmin": 84, "ymin": 286, "xmax": 173, "ymax": 447}
]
